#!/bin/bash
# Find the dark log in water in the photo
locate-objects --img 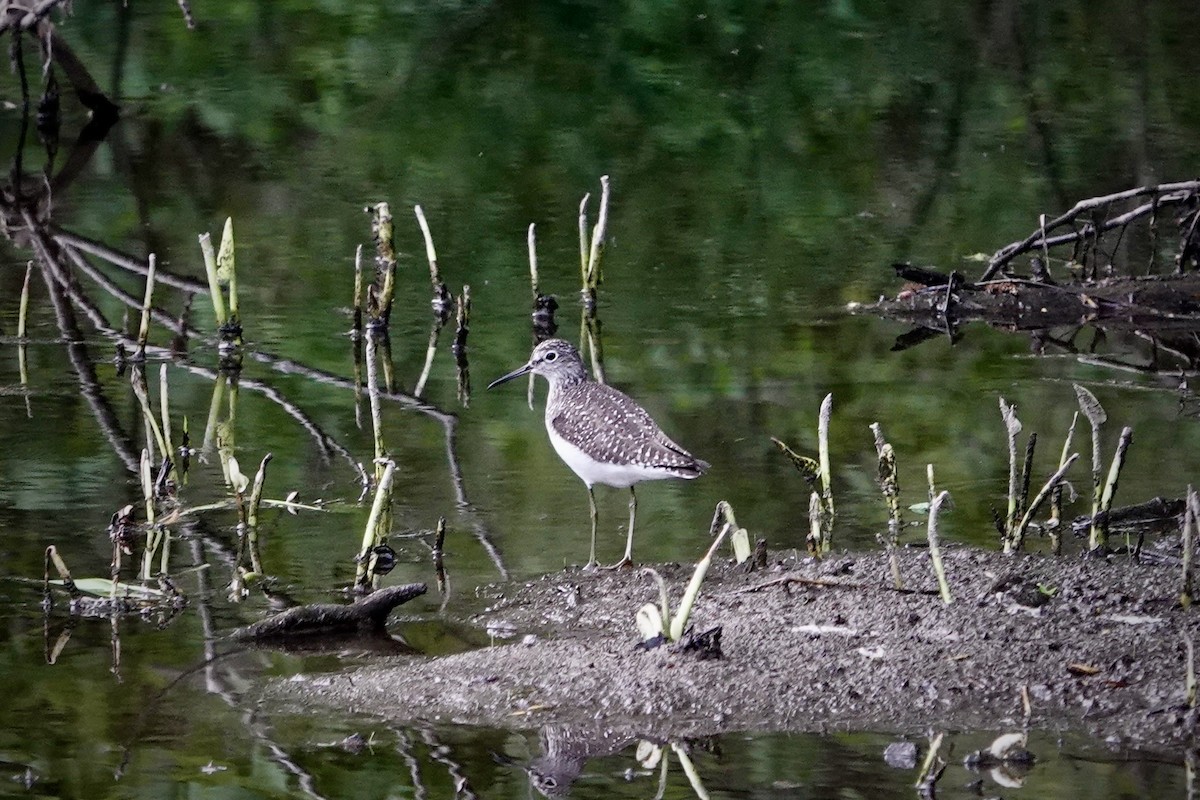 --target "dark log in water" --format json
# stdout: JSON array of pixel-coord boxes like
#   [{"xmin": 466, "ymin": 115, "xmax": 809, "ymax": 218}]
[
  {"xmin": 230, "ymin": 582, "xmax": 427, "ymax": 641},
  {"xmin": 859, "ymin": 272, "xmax": 1200, "ymax": 331}
]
